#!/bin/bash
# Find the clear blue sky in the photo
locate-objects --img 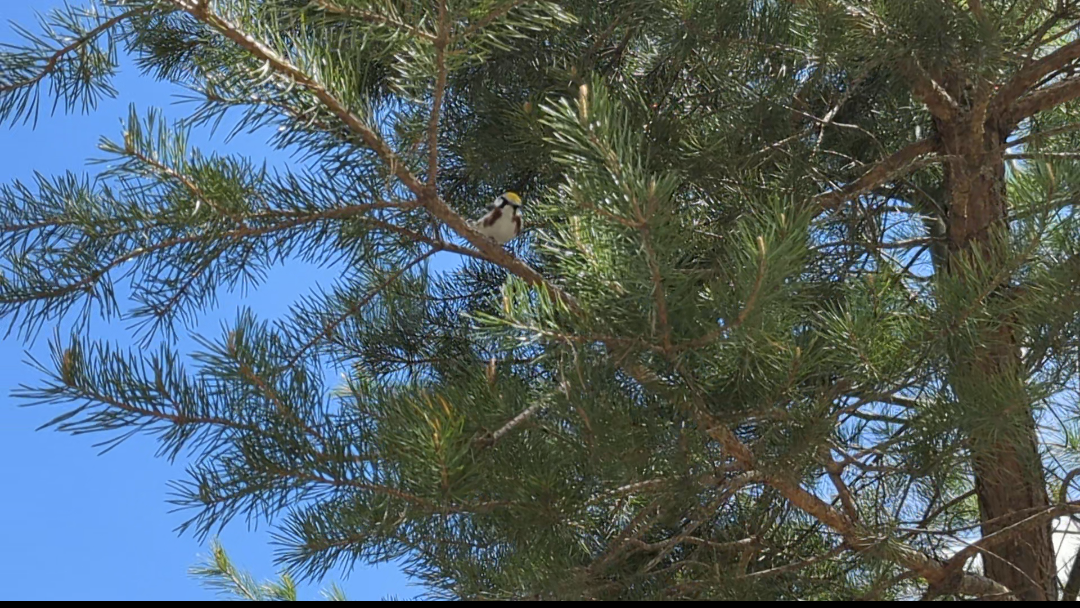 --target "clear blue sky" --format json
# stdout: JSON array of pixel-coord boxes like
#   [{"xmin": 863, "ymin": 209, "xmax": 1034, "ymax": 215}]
[{"xmin": 0, "ymin": 2, "xmax": 417, "ymax": 600}]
